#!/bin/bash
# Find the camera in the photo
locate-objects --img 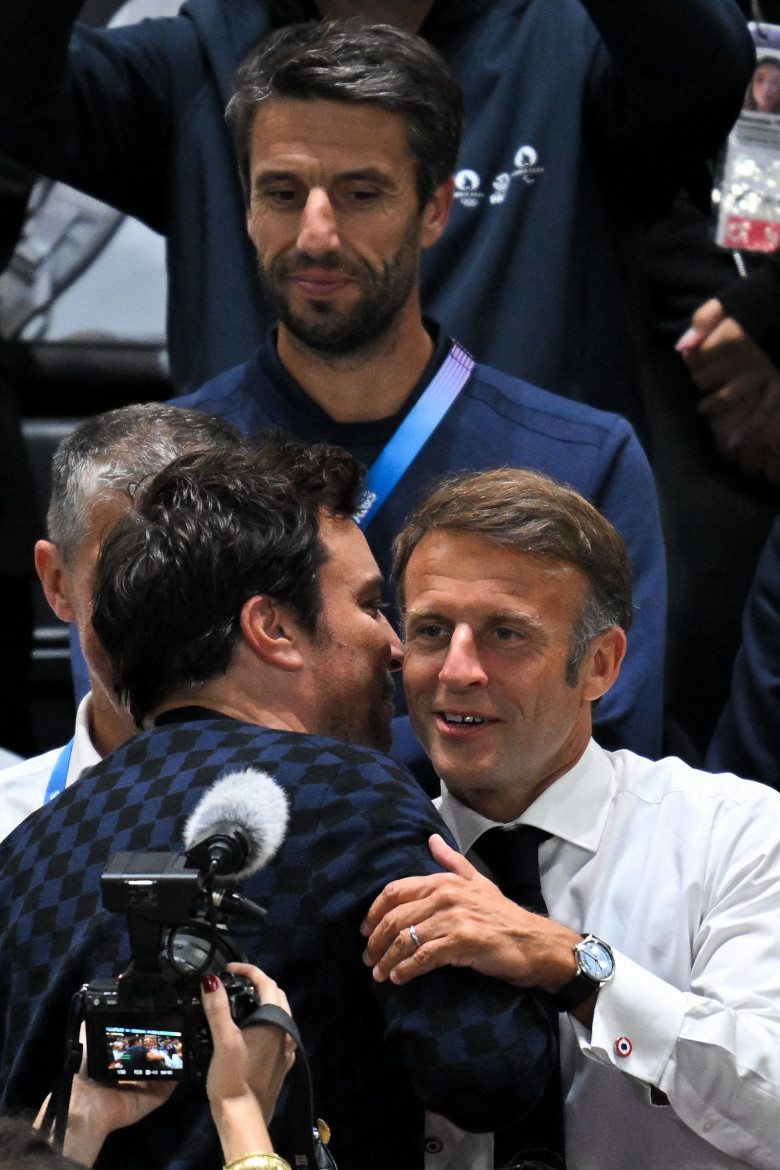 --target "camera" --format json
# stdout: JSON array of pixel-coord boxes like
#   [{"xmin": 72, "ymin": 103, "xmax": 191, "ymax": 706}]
[{"xmin": 81, "ymin": 849, "xmax": 264, "ymax": 1084}]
